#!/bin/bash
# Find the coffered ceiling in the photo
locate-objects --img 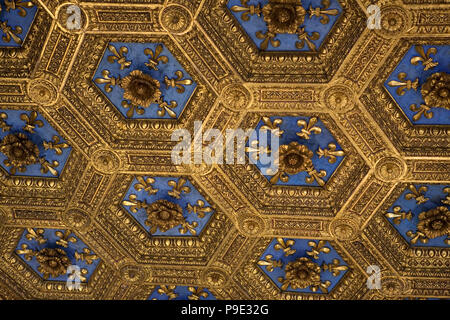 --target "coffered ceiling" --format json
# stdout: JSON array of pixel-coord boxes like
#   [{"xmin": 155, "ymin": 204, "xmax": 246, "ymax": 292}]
[{"xmin": 0, "ymin": 0, "xmax": 449, "ymax": 300}]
